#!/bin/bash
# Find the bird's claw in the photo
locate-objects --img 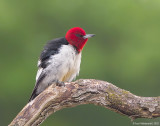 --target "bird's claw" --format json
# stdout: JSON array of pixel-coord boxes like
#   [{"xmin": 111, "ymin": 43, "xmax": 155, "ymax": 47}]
[{"xmin": 56, "ymin": 80, "xmax": 65, "ymax": 86}]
